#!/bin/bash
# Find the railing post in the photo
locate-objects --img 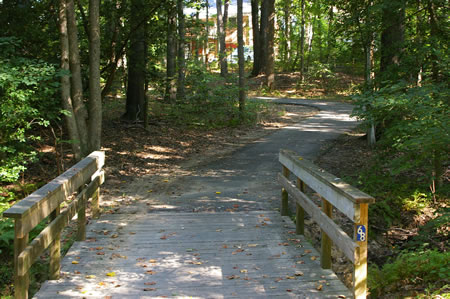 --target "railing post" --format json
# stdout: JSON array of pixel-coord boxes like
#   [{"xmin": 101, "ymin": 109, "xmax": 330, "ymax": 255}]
[
  {"xmin": 321, "ymin": 198, "xmax": 333, "ymax": 269},
  {"xmin": 295, "ymin": 178, "xmax": 305, "ymax": 235},
  {"xmin": 14, "ymin": 219, "xmax": 29, "ymax": 299},
  {"xmin": 49, "ymin": 206, "xmax": 61, "ymax": 280},
  {"xmin": 281, "ymin": 166, "xmax": 290, "ymax": 216},
  {"xmin": 77, "ymin": 189, "xmax": 86, "ymax": 241},
  {"xmin": 354, "ymin": 203, "xmax": 369, "ymax": 298},
  {"xmin": 91, "ymin": 185, "xmax": 100, "ymax": 219}
]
